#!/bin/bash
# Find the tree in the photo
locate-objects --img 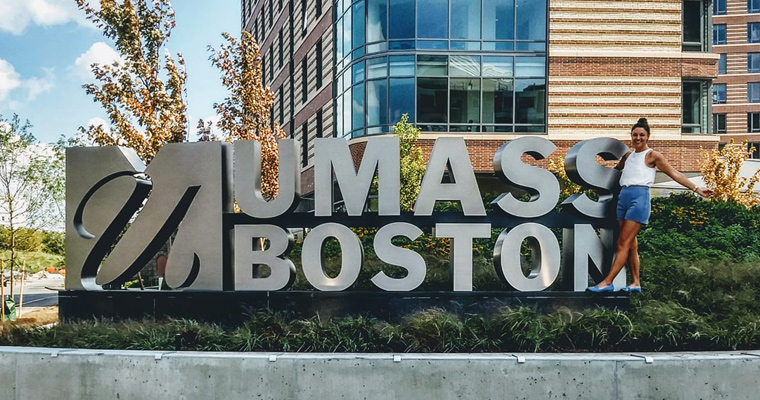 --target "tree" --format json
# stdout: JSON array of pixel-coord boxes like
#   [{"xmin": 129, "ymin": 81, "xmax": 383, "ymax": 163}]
[
  {"xmin": 701, "ymin": 140, "xmax": 760, "ymax": 207},
  {"xmin": 0, "ymin": 115, "xmax": 64, "ymax": 297},
  {"xmin": 76, "ymin": 0, "xmax": 188, "ymax": 162},
  {"xmin": 393, "ymin": 114, "xmax": 426, "ymax": 211},
  {"xmin": 208, "ymin": 31, "xmax": 285, "ymax": 200}
]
